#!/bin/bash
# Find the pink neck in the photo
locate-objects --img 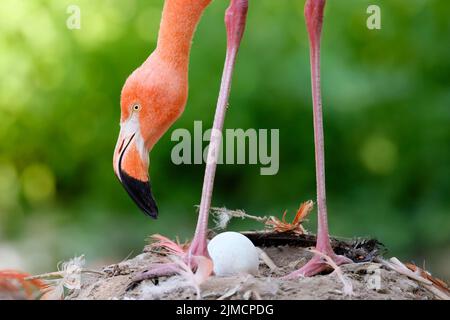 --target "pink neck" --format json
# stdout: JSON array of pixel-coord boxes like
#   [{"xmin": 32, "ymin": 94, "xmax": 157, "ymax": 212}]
[{"xmin": 155, "ymin": 0, "xmax": 212, "ymax": 70}]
